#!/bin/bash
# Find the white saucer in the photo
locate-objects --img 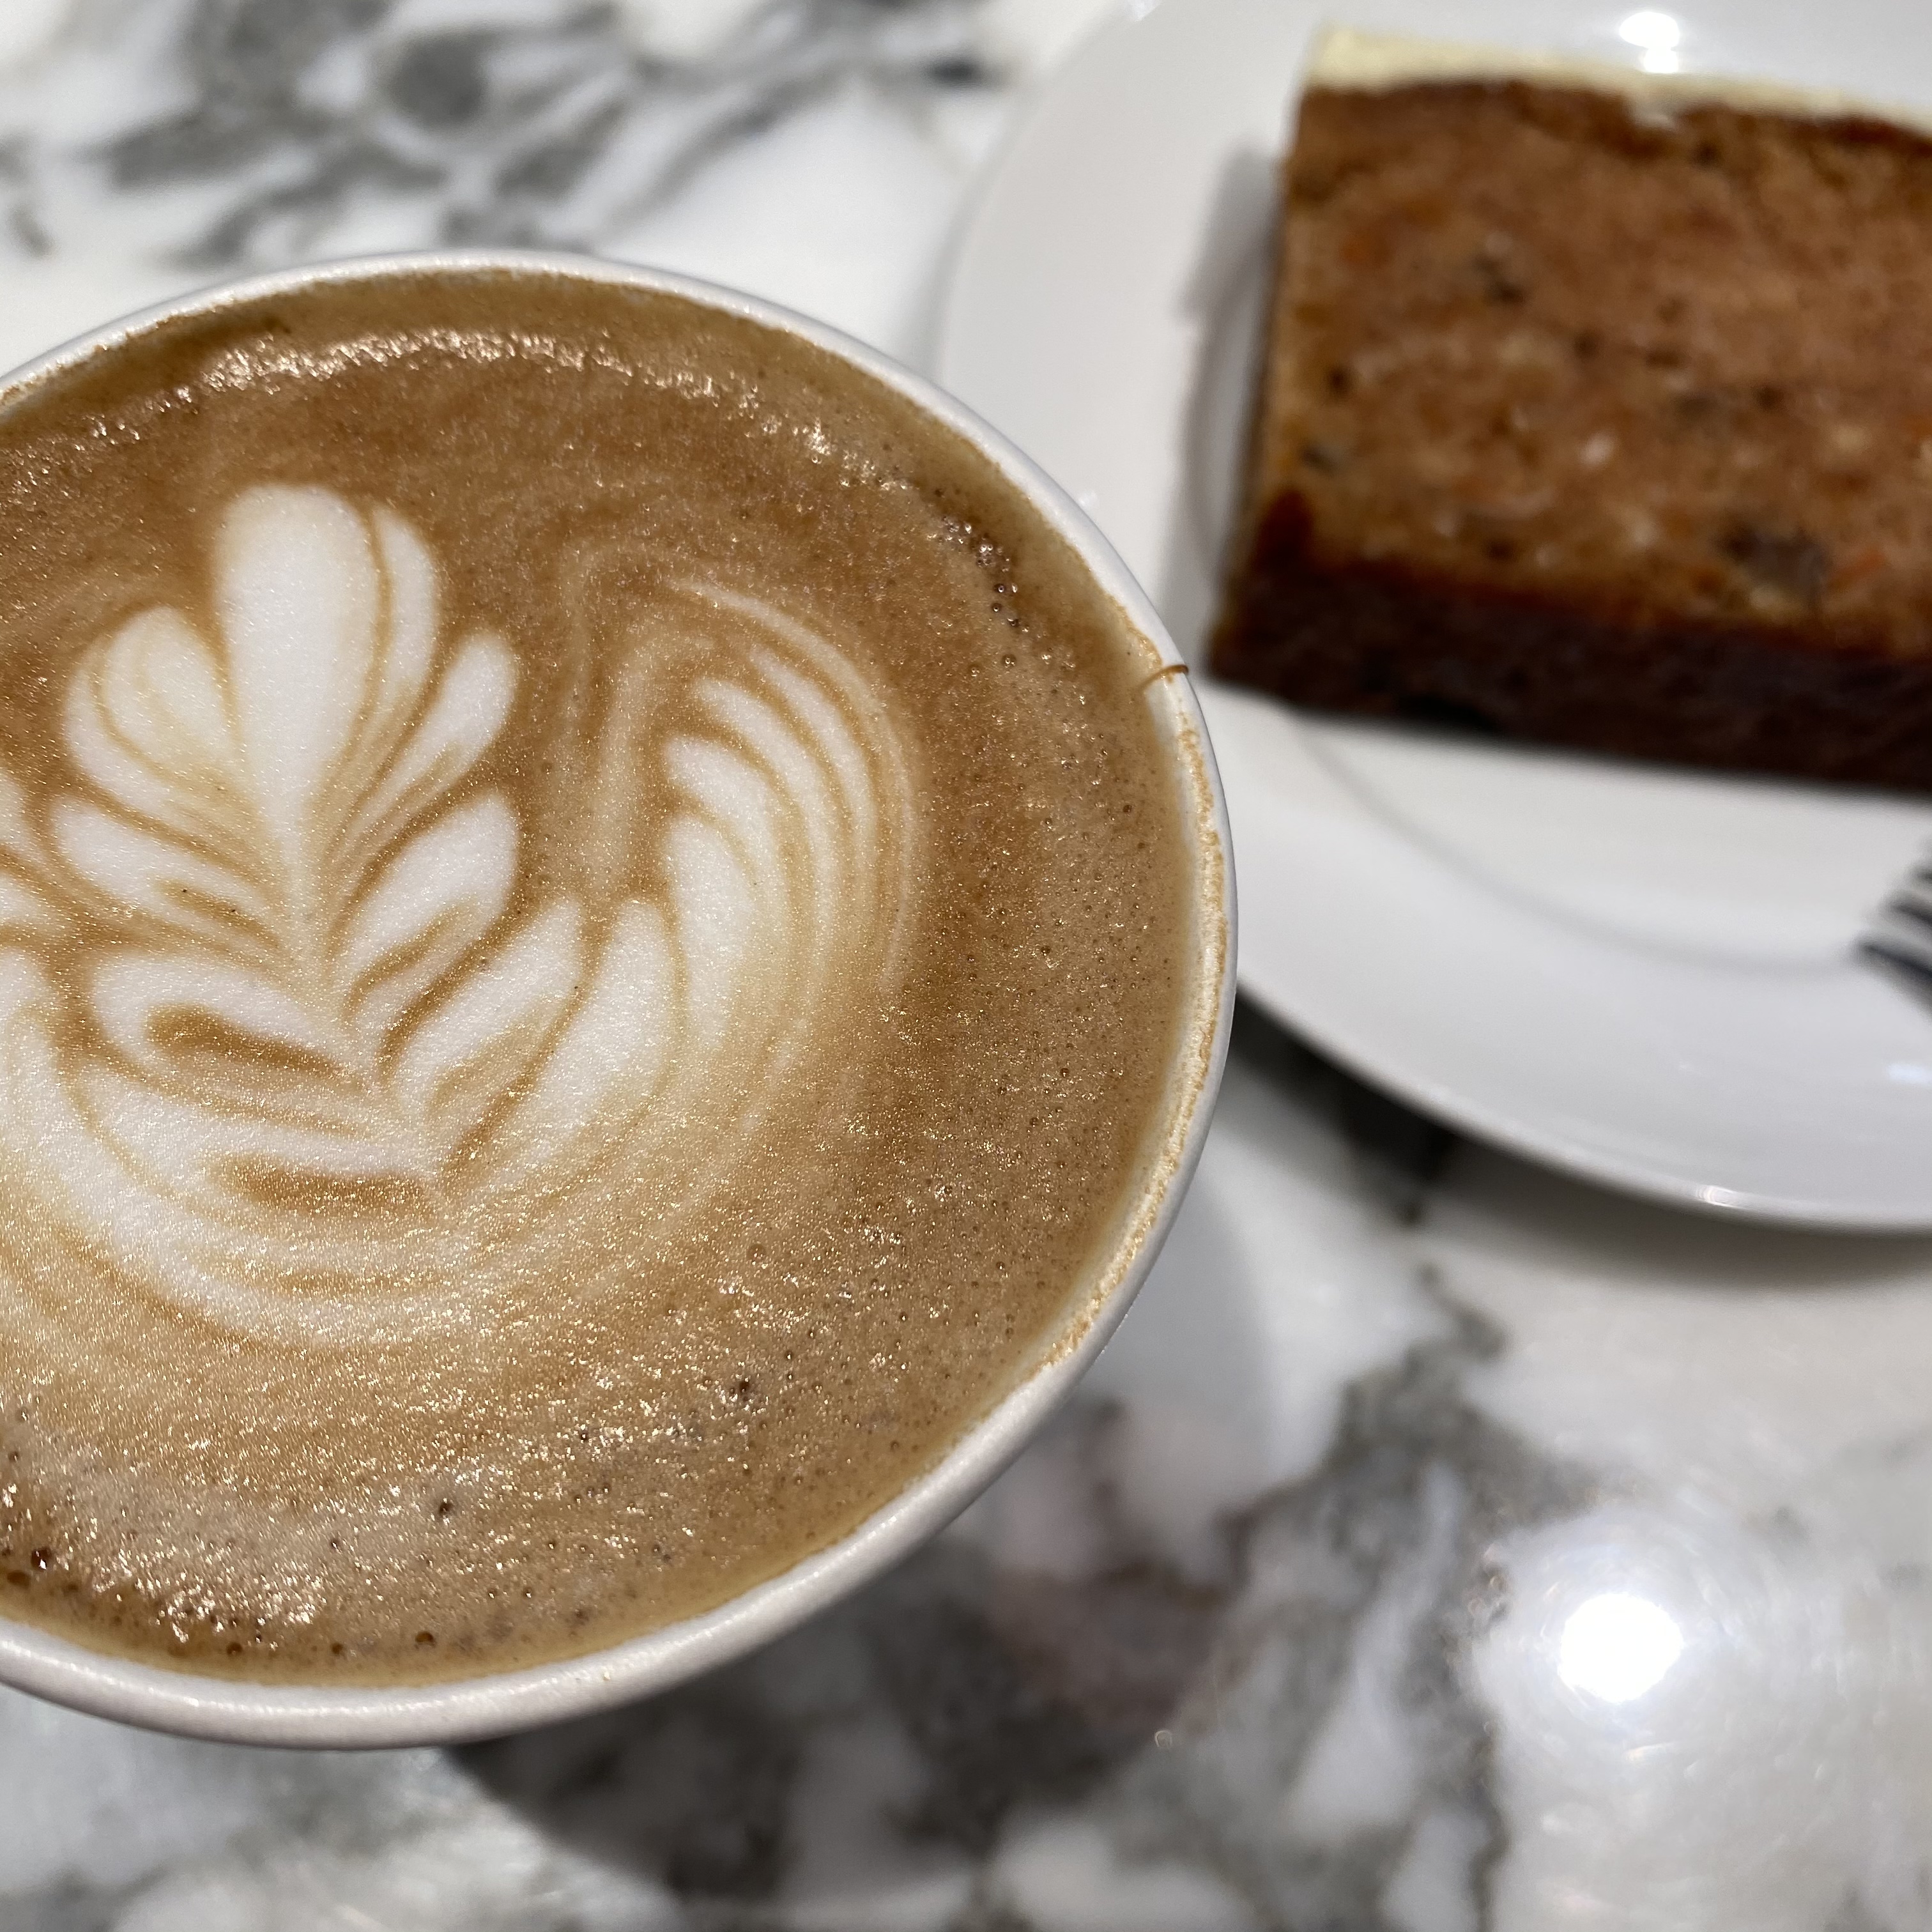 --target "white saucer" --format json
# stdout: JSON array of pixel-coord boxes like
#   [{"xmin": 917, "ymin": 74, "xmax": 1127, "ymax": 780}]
[{"xmin": 935, "ymin": 0, "xmax": 1932, "ymax": 1229}]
